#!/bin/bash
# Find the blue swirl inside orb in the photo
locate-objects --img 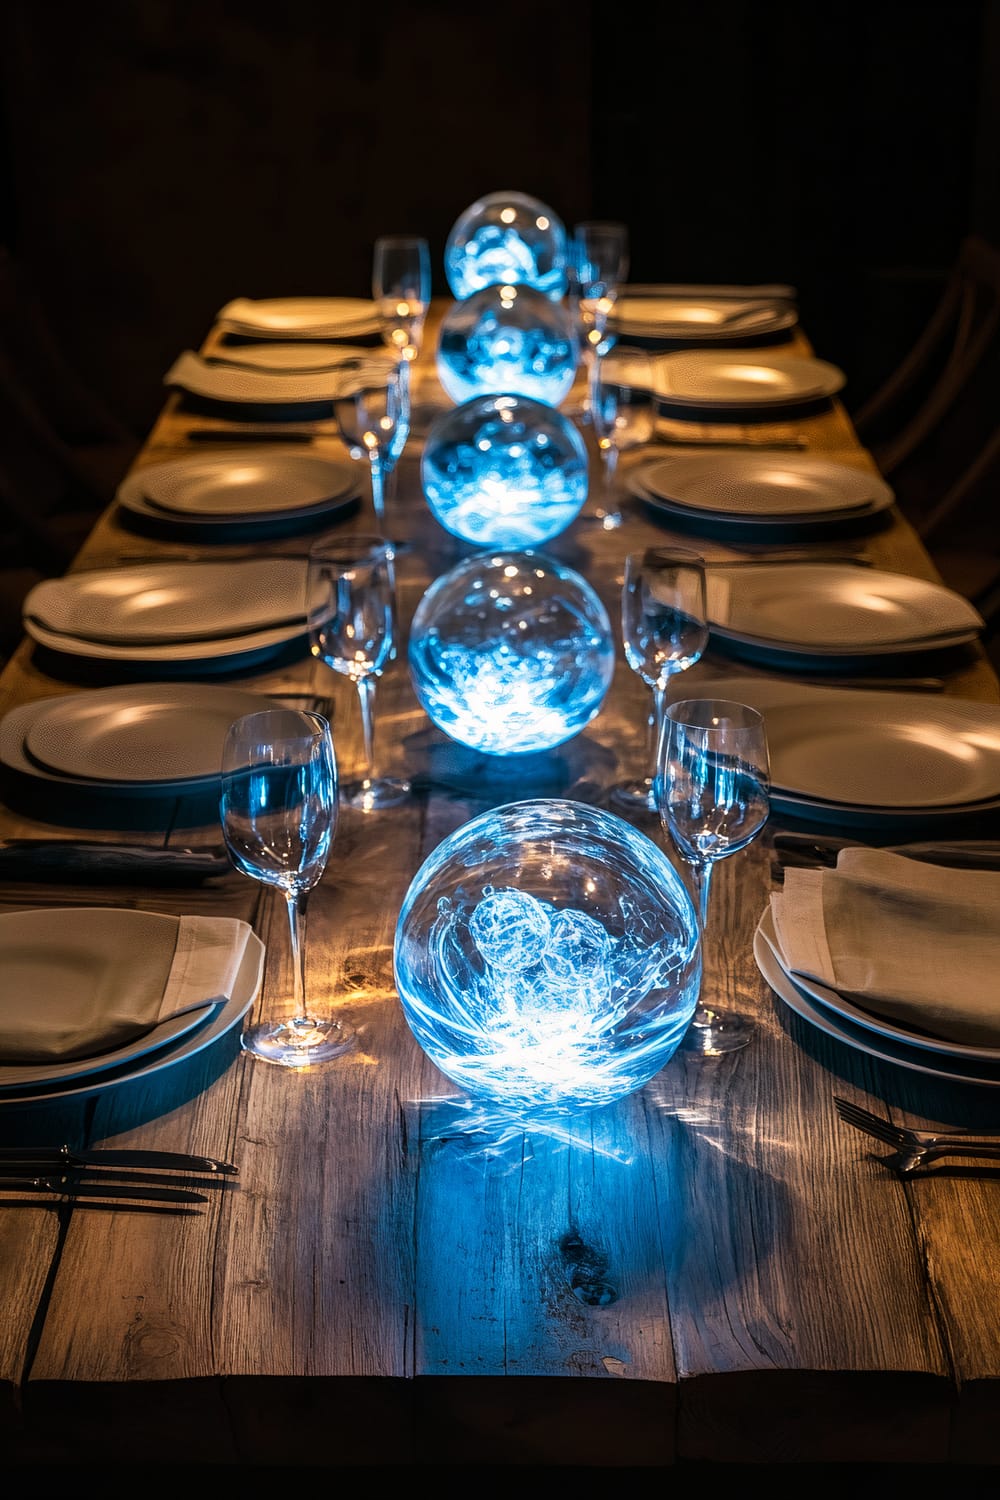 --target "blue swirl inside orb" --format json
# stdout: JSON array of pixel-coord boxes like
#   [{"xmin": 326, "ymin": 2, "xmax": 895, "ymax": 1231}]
[
  {"xmin": 393, "ymin": 799, "xmax": 702, "ymax": 1114},
  {"xmin": 408, "ymin": 548, "xmax": 615, "ymax": 755},
  {"xmin": 421, "ymin": 393, "xmax": 588, "ymax": 548},
  {"xmin": 436, "ymin": 283, "xmax": 579, "ymax": 407},
  {"xmin": 445, "ymin": 190, "xmax": 568, "ymax": 300}
]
